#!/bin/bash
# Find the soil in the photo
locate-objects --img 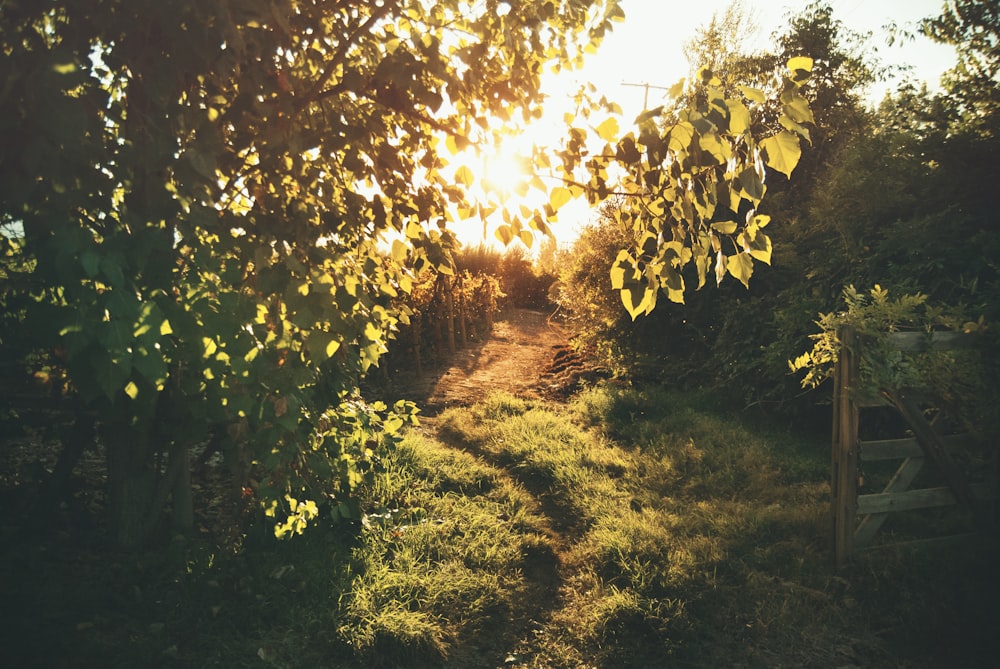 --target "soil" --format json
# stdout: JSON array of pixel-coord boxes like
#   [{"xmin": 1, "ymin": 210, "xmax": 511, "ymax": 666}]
[{"xmin": 379, "ymin": 308, "xmax": 601, "ymax": 413}]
